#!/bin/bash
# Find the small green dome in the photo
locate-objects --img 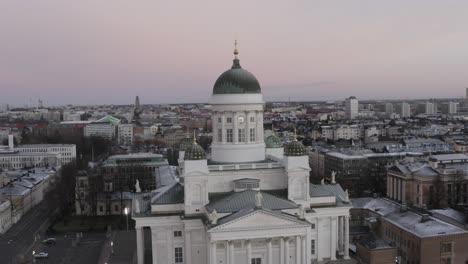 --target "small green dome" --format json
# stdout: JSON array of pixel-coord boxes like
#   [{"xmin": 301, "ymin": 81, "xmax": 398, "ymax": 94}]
[
  {"xmin": 185, "ymin": 142, "xmax": 206, "ymax": 160},
  {"xmin": 178, "ymin": 137, "xmax": 193, "ymax": 152},
  {"xmin": 265, "ymin": 134, "xmax": 282, "ymax": 148},
  {"xmin": 284, "ymin": 140, "xmax": 307, "ymax": 156}
]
